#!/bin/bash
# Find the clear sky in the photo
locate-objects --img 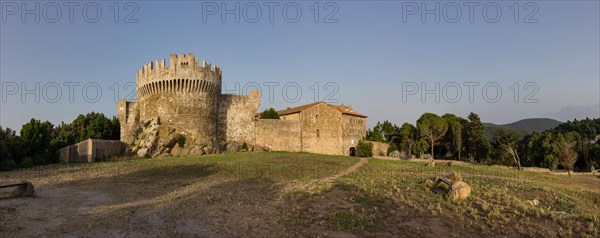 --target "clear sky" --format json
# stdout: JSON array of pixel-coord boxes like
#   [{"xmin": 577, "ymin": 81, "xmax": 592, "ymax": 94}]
[{"xmin": 1, "ymin": 0, "xmax": 599, "ymax": 132}]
